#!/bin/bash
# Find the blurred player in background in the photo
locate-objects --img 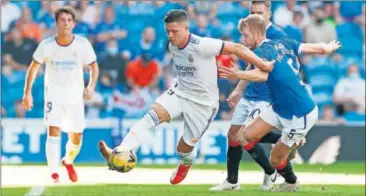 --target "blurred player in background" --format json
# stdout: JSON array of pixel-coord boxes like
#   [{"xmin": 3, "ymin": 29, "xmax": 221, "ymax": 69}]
[
  {"xmin": 219, "ymin": 14, "xmax": 341, "ymax": 192},
  {"xmin": 210, "ymin": 1, "xmax": 288, "ymax": 191},
  {"xmin": 98, "ymin": 9, "xmax": 274, "ymax": 185},
  {"xmin": 22, "ymin": 6, "xmax": 99, "ymax": 183}
]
